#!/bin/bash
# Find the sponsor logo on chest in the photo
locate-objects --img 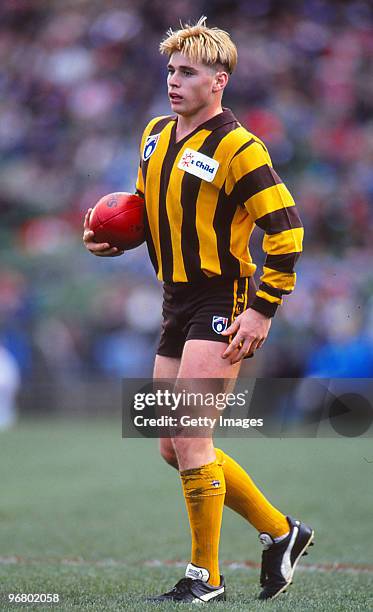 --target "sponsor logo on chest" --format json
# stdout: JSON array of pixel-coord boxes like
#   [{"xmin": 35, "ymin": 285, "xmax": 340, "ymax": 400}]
[{"xmin": 177, "ymin": 148, "xmax": 219, "ymax": 182}]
